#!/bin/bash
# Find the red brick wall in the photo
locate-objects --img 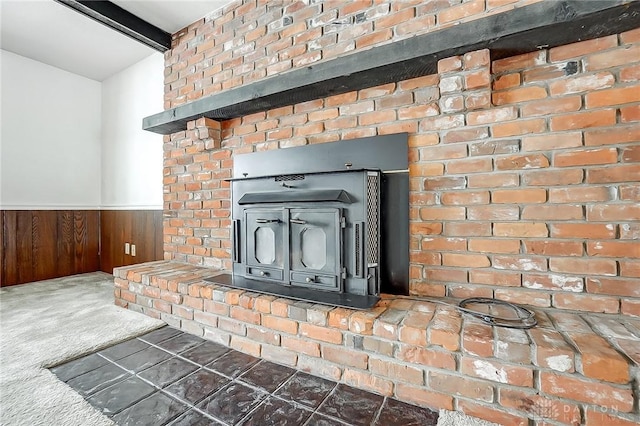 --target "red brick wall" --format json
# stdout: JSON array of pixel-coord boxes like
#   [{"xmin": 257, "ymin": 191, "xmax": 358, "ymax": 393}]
[
  {"xmin": 163, "ymin": 0, "xmax": 545, "ymax": 109},
  {"xmin": 162, "ymin": 0, "xmax": 640, "ymax": 316}
]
